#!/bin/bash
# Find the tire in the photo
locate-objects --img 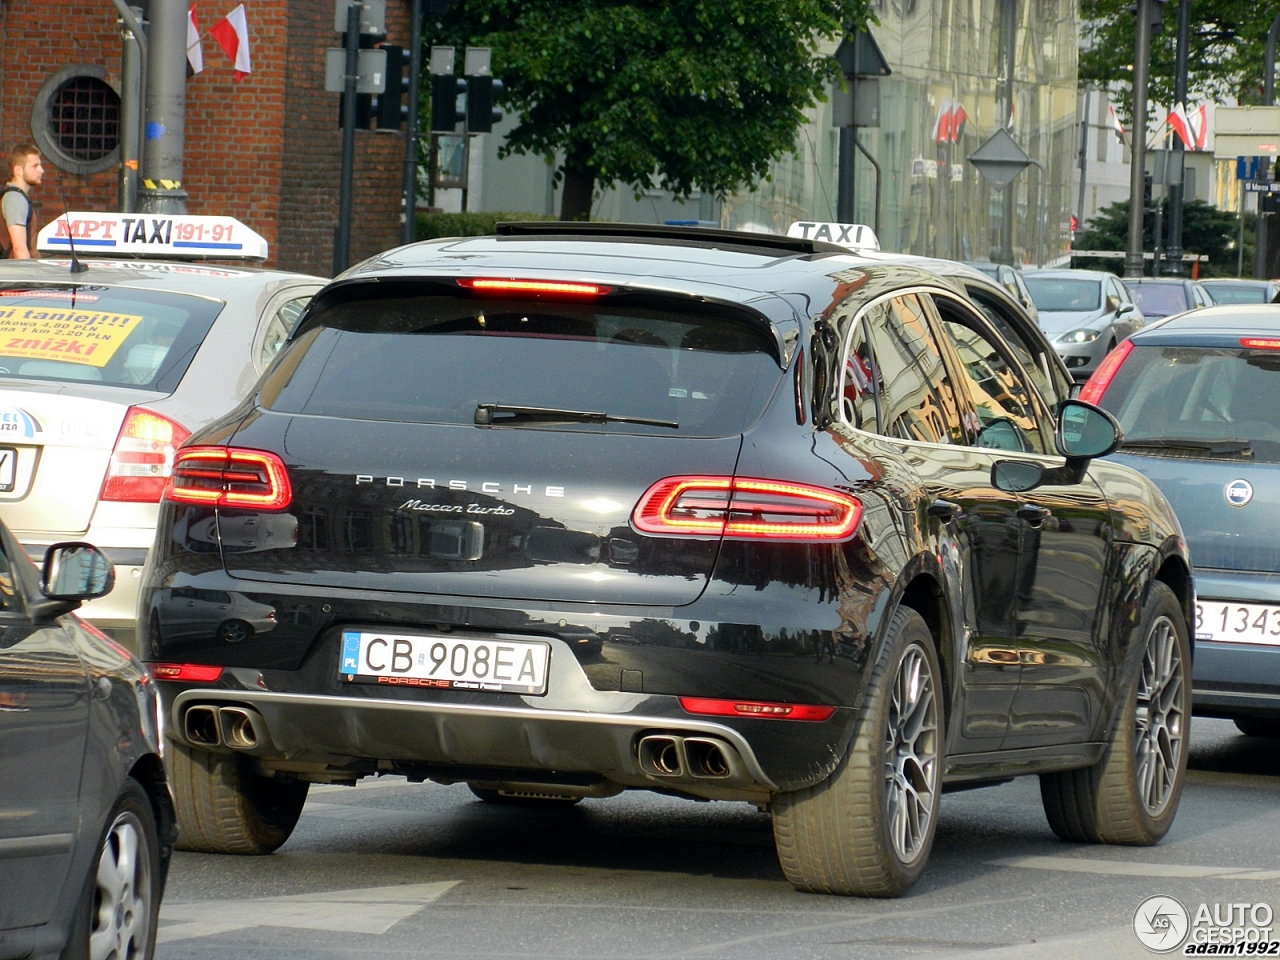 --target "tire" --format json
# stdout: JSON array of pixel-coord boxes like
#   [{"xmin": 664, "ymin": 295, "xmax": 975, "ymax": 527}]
[
  {"xmin": 1234, "ymin": 716, "xmax": 1280, "ymax": 739},
  {"xmin": 771, "ymin": 606, "xmax": 943, "ymax": 897},
  {"xmin": 467, "ymin": 783, "xmax": 582, "ymax": 806},
  {"xmin": 61, "ymin": 778, "xmax": 161, "ymax": 960},
  {"xmin": 216, "ymin": 619, "xmax": 253, "ymax": 644},
  {"xmin": 1040, "ymin": 581, "xmax": 1189, "ymax": 845},
  {"xmin": 169, "ymin": 740, "xmax": 309, "ymax": 854}
]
